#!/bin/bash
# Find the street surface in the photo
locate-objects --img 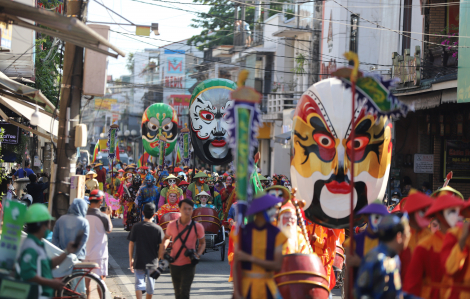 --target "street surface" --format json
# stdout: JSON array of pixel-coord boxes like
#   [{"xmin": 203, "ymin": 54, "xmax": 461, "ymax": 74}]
[{"xmin": 106, "ymin": 218, "xmax": 343, "ymax": 299}]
